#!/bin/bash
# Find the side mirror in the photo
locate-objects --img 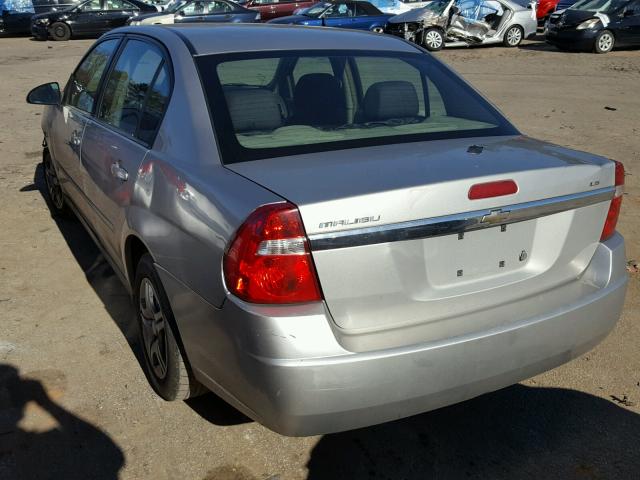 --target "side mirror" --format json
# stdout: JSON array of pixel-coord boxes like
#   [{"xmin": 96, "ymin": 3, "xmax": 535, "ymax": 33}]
[
  {"xmin": 450, "ymin": 5, "xmax": 460, "ymax": 14},
  {"xmin": 26, "ymin": 82, "xmax": 61, "ymax": 105},
  {"xmin": 176, "ymin": 9, "xmax": 184, "ymax": 16}
]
